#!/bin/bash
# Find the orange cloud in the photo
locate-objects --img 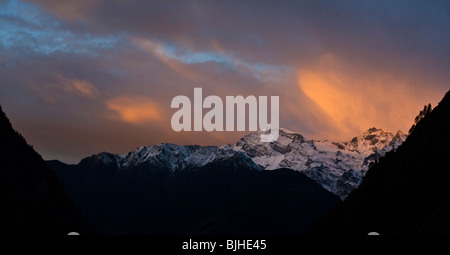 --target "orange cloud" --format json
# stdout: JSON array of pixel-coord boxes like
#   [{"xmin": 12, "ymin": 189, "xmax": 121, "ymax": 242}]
[
  {"xmin": 298, "ymin": 69, "xmax": 369, "ymax": 135},
  {"xmin": 106, "ymin": 96, "xmax": 163, "ymax": 124},
  {"xmin": 297, "ymin": 54, "xmax": 444, "ymax": 140}
]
